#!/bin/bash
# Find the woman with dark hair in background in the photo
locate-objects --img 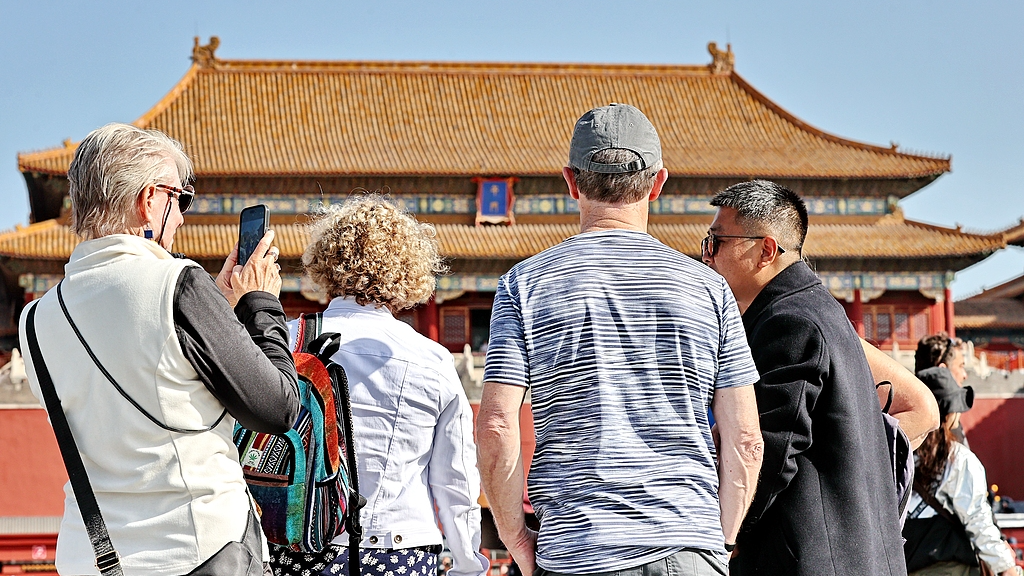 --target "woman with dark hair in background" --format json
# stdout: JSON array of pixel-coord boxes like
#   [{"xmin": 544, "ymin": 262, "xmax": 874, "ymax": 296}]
[
  {"xmin": 916, "ymin": 333, "xmax": 969, "ymax": 446},
  {"xmin": 903, "ymin": 367, "xmax": 1019, "ymax": 576}
]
